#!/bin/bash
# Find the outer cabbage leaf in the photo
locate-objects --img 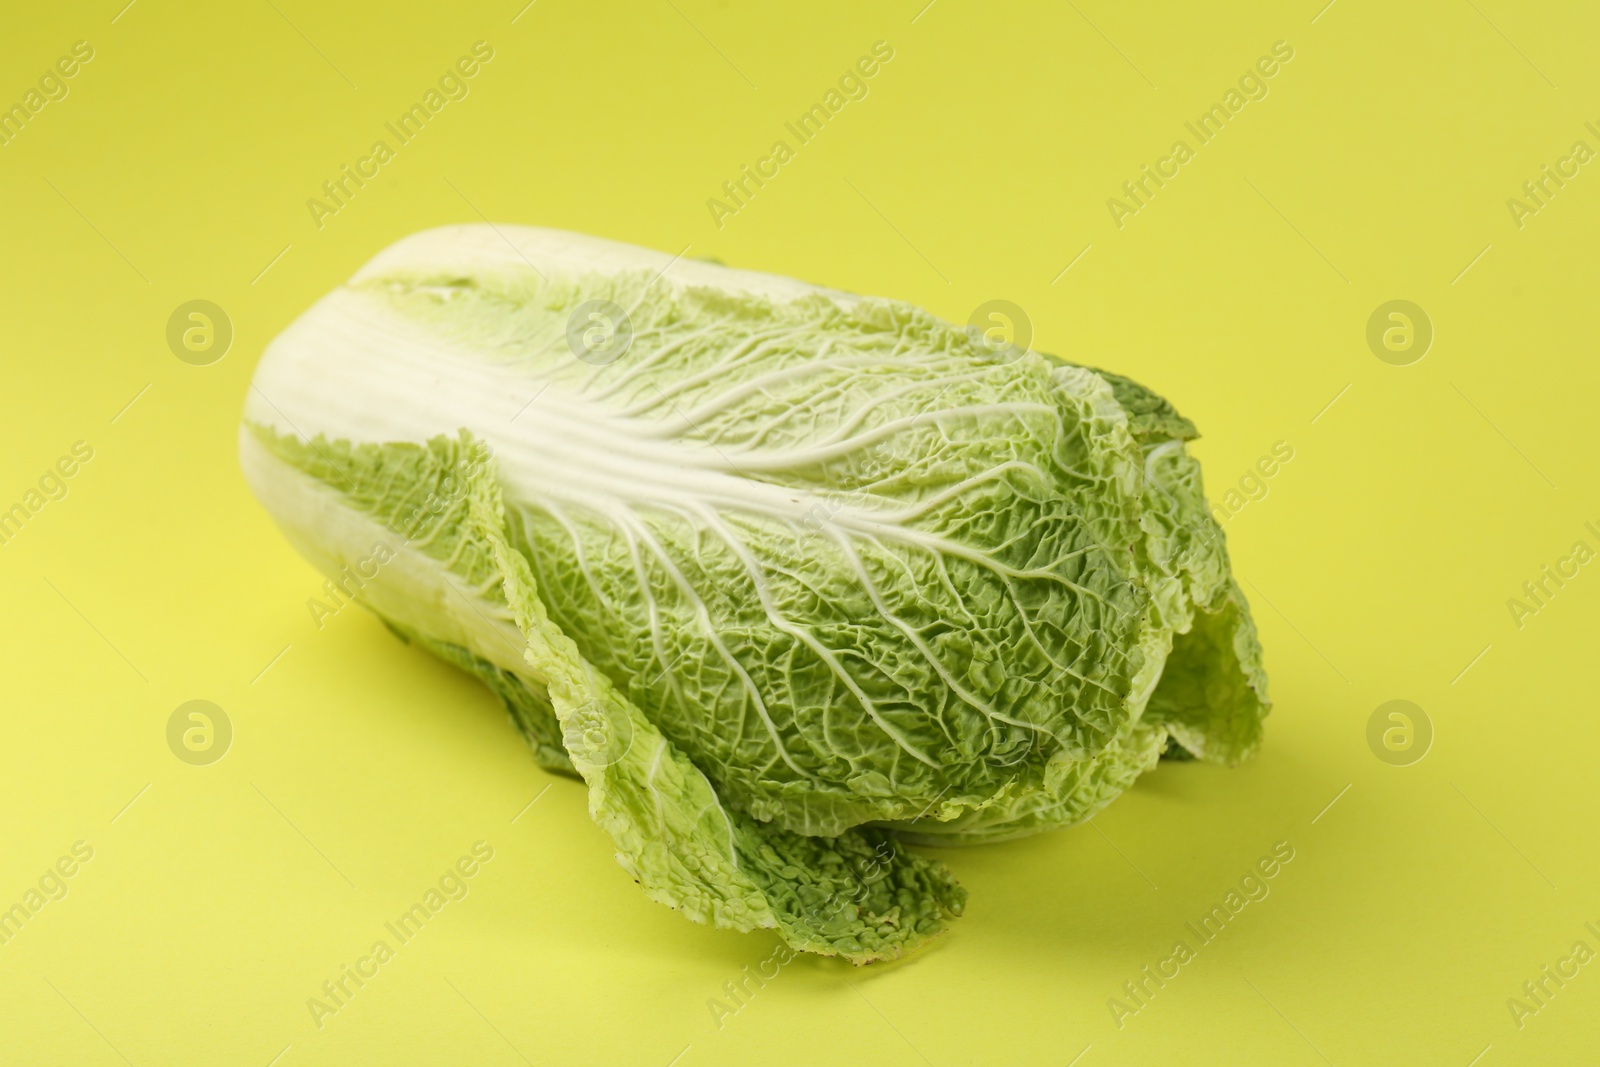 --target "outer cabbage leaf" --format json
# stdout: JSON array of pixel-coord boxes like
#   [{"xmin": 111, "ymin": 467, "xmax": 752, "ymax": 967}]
[
  {"xmin": 1133, "ymin": 435, "xmax": 1269, "ymax": 764},
  {"xmin": 887, "ymin": 370, "xmax": 1269, "ymax": 842}
]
